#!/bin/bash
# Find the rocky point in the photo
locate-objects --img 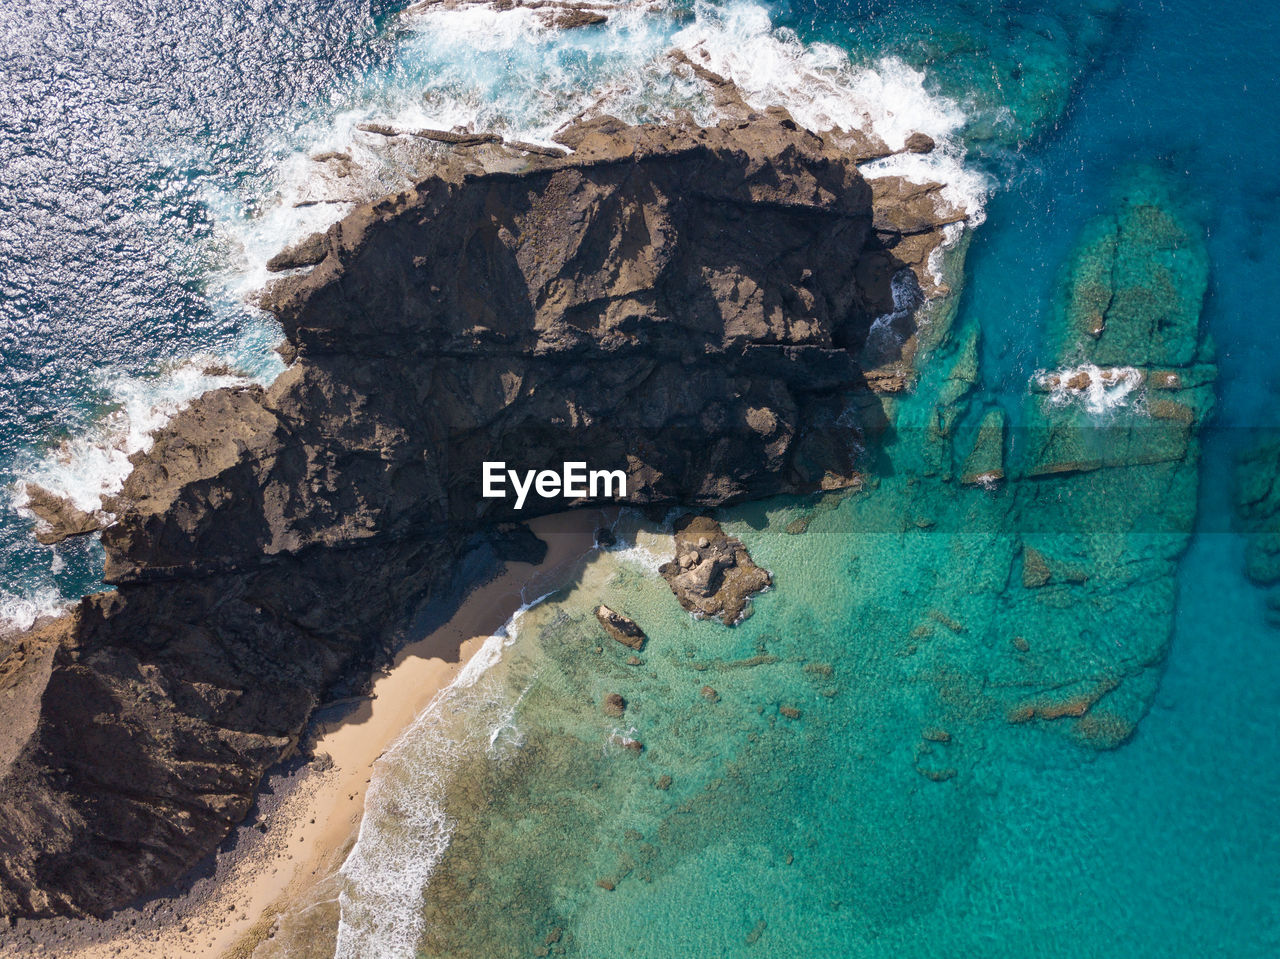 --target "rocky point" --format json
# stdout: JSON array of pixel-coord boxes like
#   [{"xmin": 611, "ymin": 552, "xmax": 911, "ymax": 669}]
[{"xmin": 0, "ymin": 109, "xmax": 963, "ymax": 918}]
